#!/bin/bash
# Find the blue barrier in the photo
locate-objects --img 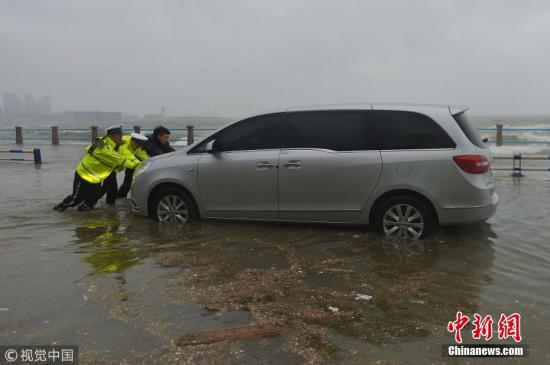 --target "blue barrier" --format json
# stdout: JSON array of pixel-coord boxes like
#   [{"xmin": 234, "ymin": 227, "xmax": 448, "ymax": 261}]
[
  {"xmin": 0, "ymin": 148, "xmax": 42, "ymax": 163},
  {"xmin": 492, "ymin": 154, "xmax": 550, "ymax": 176},
  {"xmin": 512, "ymin": 153, "xmax": 524, "ymax": 177}
]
